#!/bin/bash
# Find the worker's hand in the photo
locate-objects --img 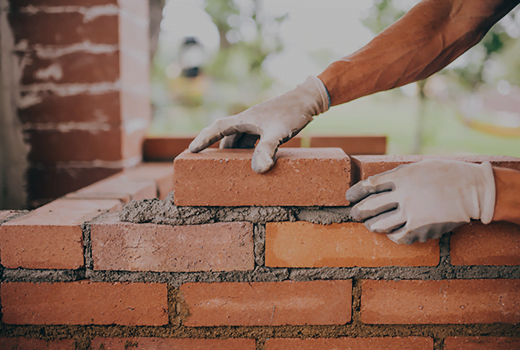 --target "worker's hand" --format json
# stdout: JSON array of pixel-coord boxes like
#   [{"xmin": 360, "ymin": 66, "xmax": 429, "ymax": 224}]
[
  {"xmin": 189, "ymin": 76, "xmax": 329, "ymax": 173},
  {"xmin": 346, "ymin": 159, "xmax": 496, "ymax": 245}
]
